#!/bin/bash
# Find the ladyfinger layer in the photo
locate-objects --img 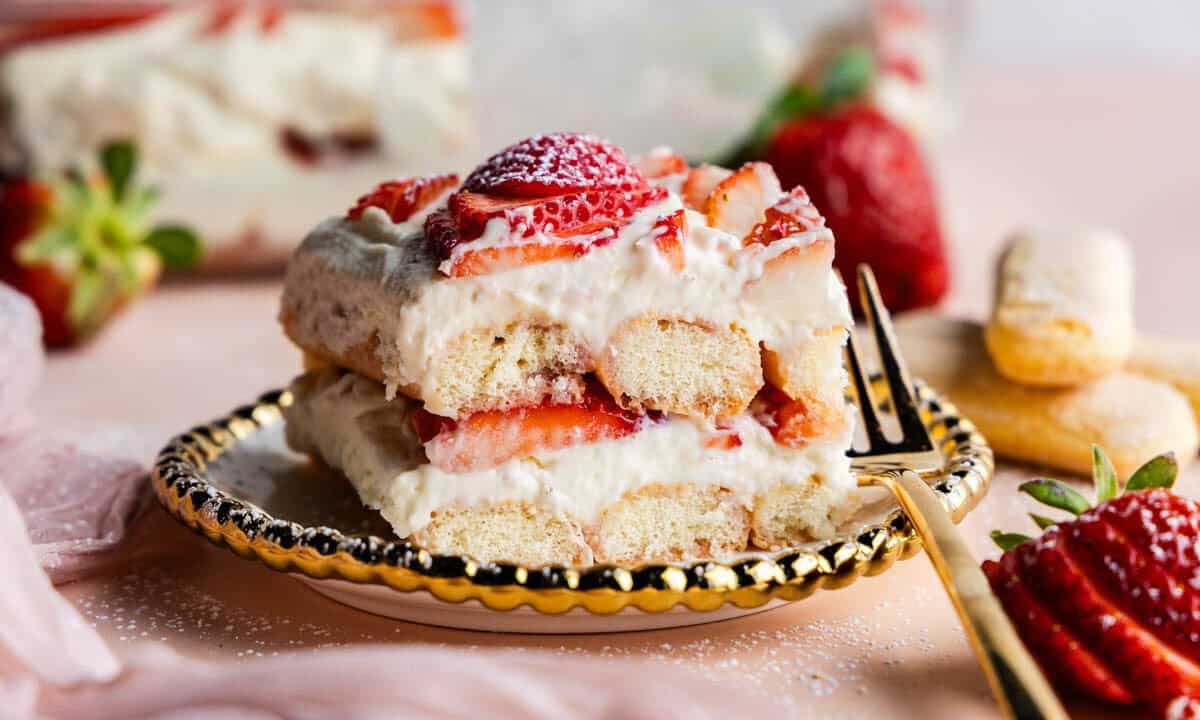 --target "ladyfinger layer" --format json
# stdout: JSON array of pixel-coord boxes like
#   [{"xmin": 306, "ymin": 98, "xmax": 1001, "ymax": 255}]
[{"xmin": 283, "ymin": 369, "xmax": 858, "ymax": 566}]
